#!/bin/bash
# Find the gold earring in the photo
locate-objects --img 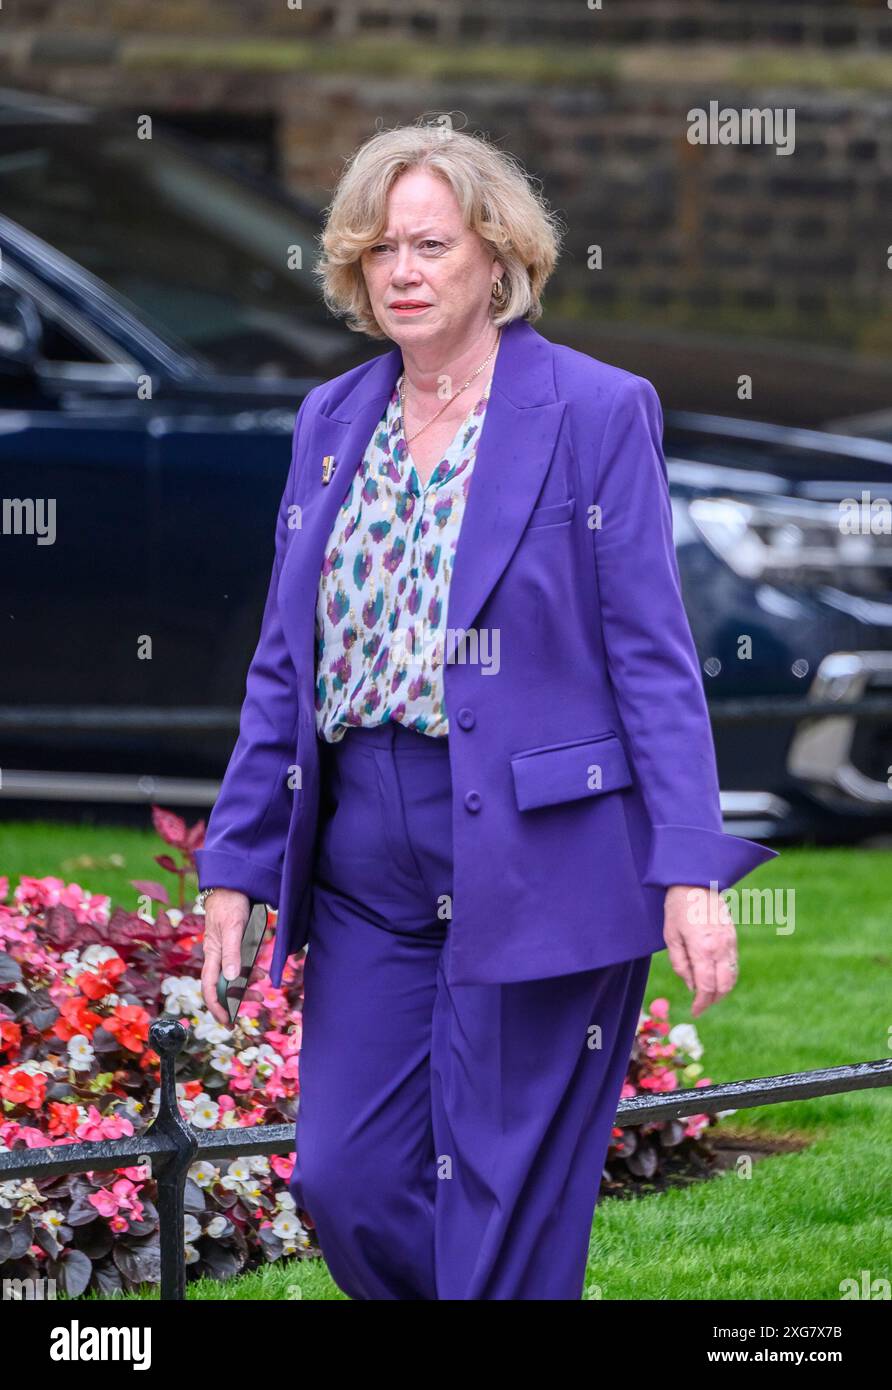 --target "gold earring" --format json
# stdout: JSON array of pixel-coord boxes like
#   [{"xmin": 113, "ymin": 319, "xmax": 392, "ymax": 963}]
[{"xmin": 492, "ymin": 278, "xmax": 503, "ymax": 300}]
